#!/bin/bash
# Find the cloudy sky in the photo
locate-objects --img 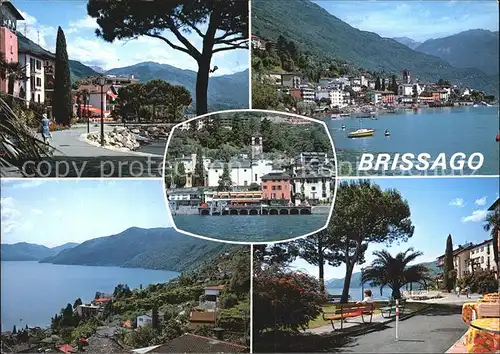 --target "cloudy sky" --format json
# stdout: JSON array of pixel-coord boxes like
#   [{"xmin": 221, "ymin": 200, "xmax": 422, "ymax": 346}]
[
  {"xmin": 317, "ymin": 0, "xmax": 499, "ymax": 42},
  {"xmin": 1, "ymin": 179, "xmax": 173, "ymax": 247},
  {"xmin": 12, "ymin": 0, "xmax": 248, "ymax": 75},
  {"xmin": 291, "ymin": 177, "xmax": 500, "ymax": 280}
]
